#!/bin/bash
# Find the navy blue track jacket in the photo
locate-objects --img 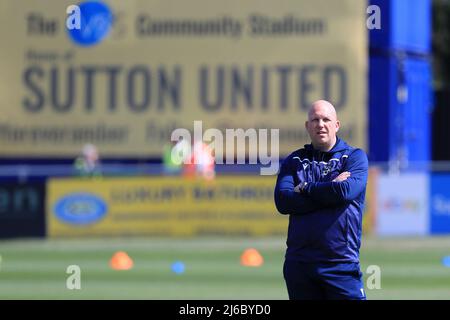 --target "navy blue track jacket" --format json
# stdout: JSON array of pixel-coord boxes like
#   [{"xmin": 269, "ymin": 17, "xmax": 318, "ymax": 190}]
[{"xmin": 274, "ymin": 137, "xmax": 368, "ymax": 263}]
